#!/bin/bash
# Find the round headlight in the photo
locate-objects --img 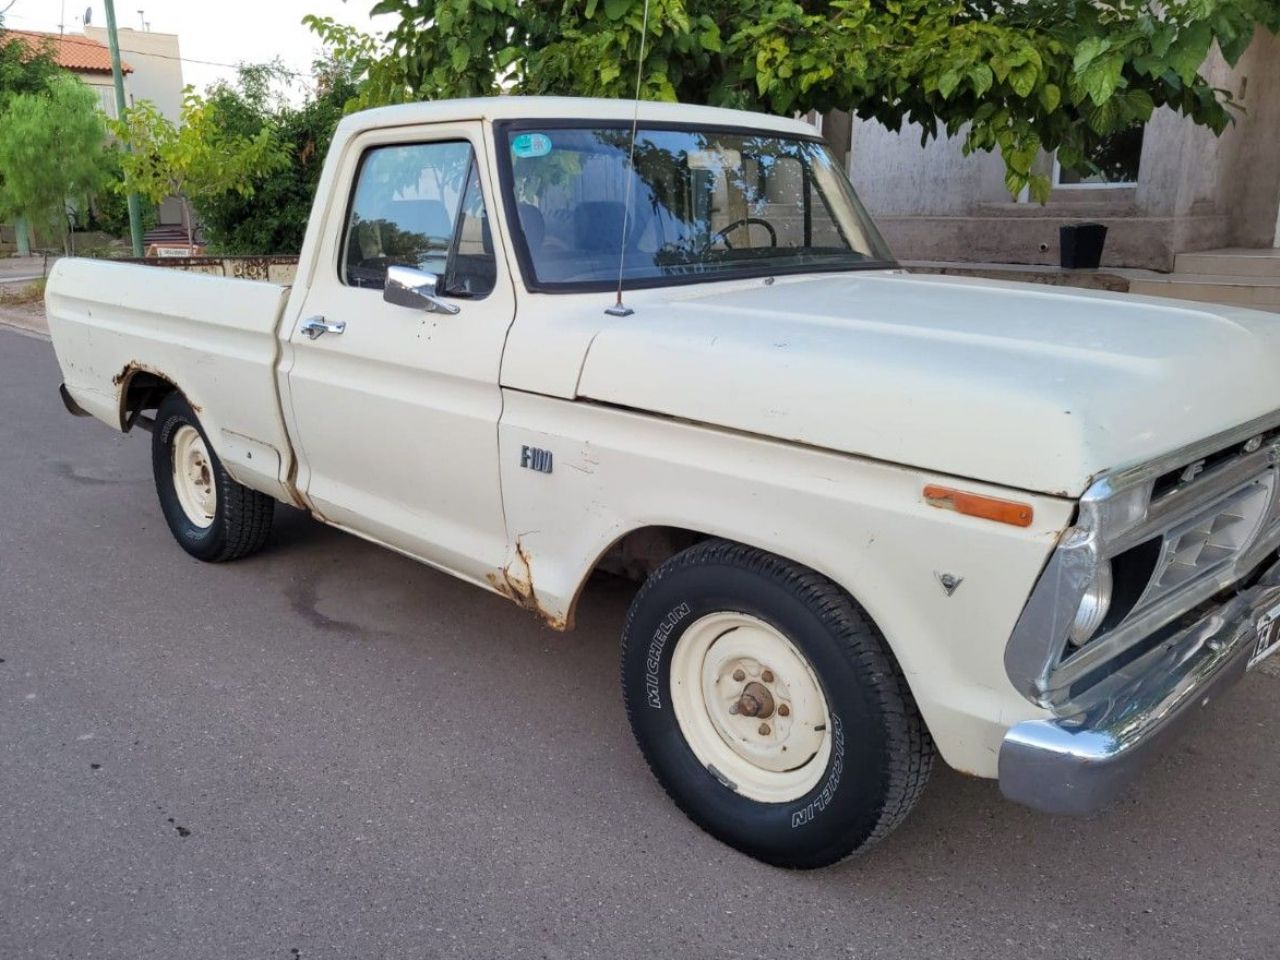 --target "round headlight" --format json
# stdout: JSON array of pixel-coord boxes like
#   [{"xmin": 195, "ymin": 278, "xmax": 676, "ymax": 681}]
[{"xmin": 1068, "ymin": 561, "xmax": 1113, "ymax": 647}]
